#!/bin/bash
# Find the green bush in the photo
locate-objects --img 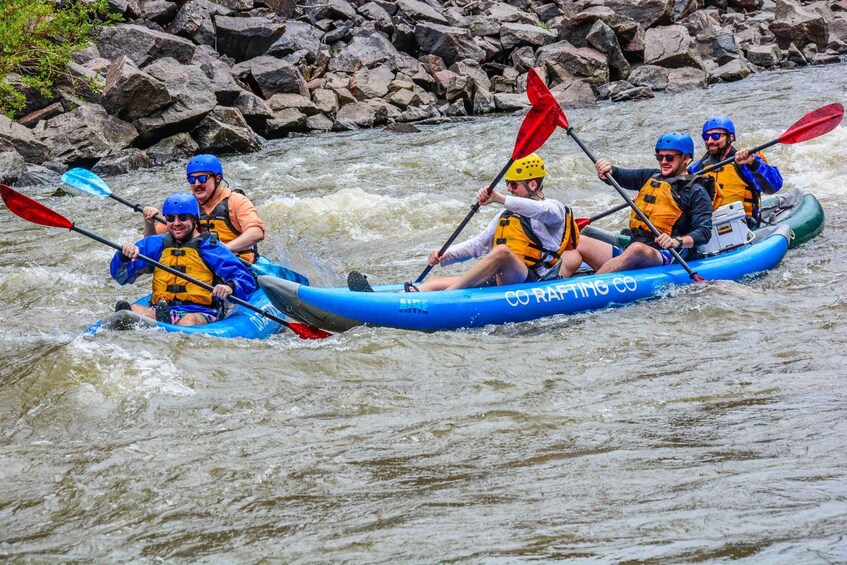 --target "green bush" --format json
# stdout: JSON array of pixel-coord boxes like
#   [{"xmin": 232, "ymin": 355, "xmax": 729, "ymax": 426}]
[{"xmin": 0, "ymin": 0, "xmax": 119, "ymax": 118}]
